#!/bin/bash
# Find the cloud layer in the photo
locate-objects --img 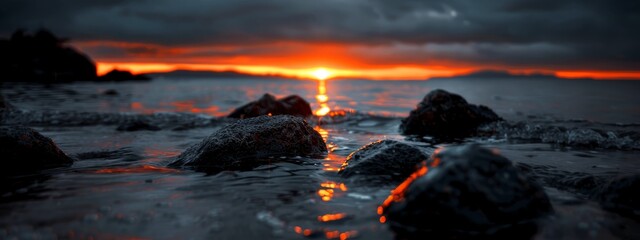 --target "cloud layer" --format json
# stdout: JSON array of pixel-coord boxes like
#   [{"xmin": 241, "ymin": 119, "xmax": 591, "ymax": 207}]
[{"xmin": 1, "ymin": 0, "xmax": 639, "ymax": 73}]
